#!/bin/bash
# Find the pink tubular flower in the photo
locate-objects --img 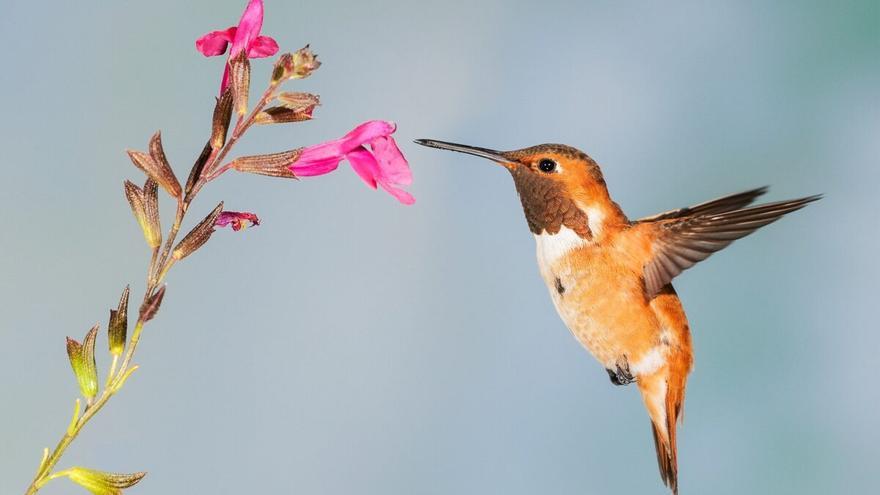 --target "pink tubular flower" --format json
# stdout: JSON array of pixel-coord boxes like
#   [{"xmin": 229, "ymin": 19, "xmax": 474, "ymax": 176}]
[
  {"xmin": 292, "ymin": 120, "xmax": 415, "ymax": 205},
  {"xmin": 216, "ymin": 211, "xmax": 260, "ymax": 231},
  {"xmin": 196, "ymin": 0, "xmax": 279, "ymax": 92}
]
